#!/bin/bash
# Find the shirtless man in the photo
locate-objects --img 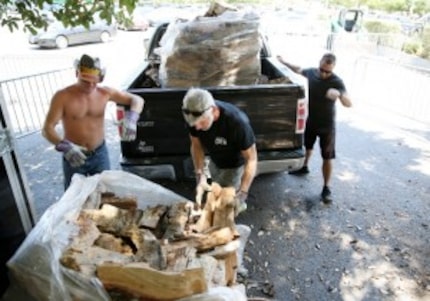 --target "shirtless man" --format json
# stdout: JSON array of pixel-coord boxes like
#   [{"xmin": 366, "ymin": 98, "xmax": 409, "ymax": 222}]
[{"xmin": 42, "ymin": 54, "xmax": 144, "ymax": 189}]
